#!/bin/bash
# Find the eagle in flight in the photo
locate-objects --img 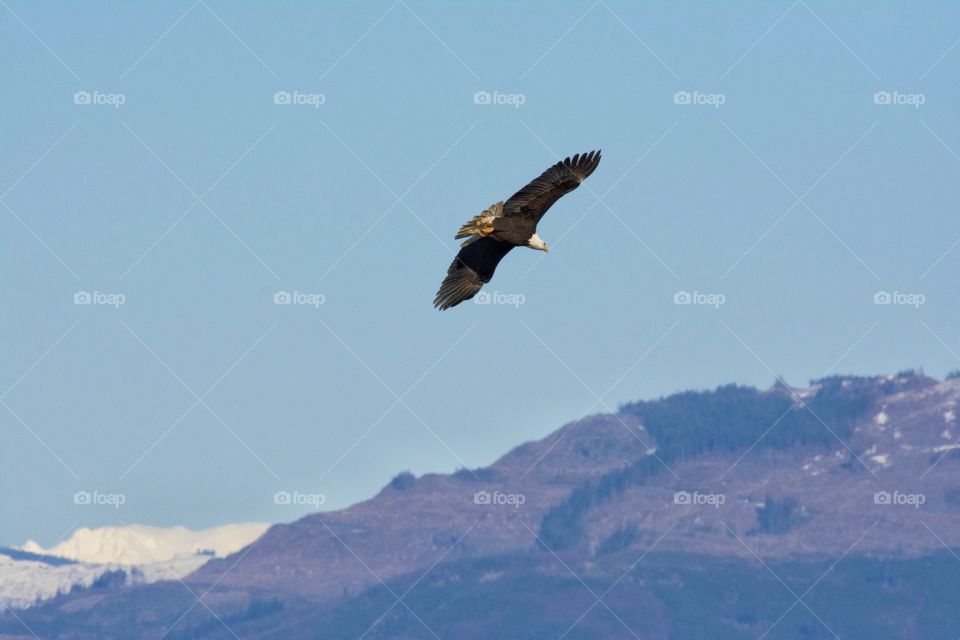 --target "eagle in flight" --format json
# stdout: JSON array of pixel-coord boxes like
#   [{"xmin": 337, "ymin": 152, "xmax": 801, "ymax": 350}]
[{"xmin": 433, "ymin": 150, "xmax": 602, "ymax": 310}]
